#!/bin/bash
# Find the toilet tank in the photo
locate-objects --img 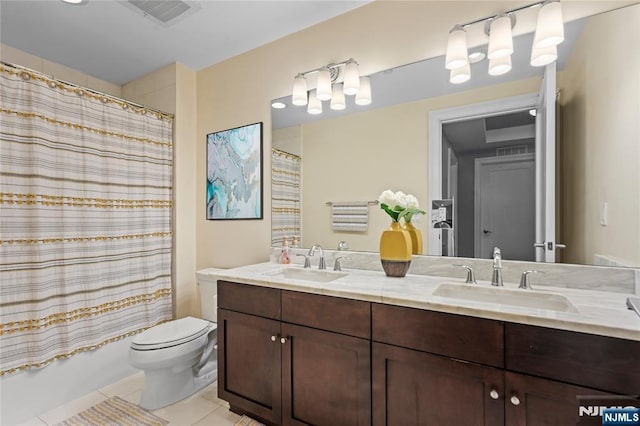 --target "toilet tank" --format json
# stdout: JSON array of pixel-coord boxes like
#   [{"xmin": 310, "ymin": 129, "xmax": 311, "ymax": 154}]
[{"xmin": 196, "ymin": 268, "xmax": 224, "ymax": 323}]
